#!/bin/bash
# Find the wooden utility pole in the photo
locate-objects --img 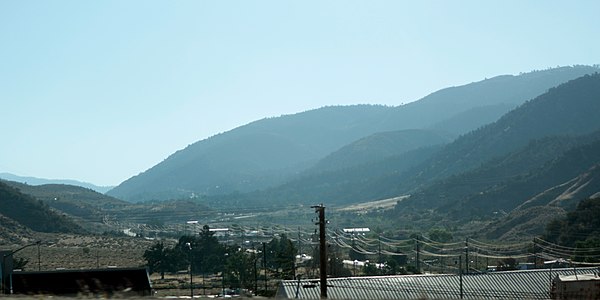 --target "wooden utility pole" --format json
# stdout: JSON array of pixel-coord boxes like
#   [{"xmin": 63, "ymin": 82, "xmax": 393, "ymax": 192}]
[
  {"xmin": 415, "ymin": 235, "xmax": 421, "ymax": 273},
  {"xmin": 465, "ymin": 238, "xmax": 469, "ymax": 274},
  {"xmin": 459, "ymin": 255, "xmax": 463, "ymax": 299},
  {"xmin": 263, "ymin": 242, "xmax": 267, "ymax": 294},
  {"xmin": 312, "ymin": 204, "xmax": 327, "ymax": 299}
]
